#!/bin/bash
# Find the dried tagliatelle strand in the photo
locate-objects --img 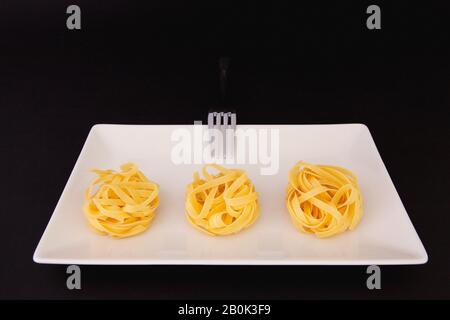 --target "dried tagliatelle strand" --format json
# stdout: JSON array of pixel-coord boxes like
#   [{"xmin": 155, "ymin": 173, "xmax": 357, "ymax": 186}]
[
  {"xmin": 286, "ymin": 161, "xmax": 363, "ymax": 238},
  {"xmin": 185, "ymin": 164, "xmax": 259, "ymax": 236},
  {"xmin": 83, "ymin": 163, "xmax": 159, "ymax": 238}
]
